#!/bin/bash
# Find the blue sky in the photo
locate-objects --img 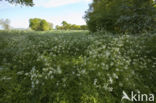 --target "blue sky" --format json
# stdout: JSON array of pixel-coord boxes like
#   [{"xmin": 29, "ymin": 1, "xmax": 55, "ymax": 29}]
[{"xmin": 0, "ymin": 0, "xmax": 92, "ymax": 28}]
